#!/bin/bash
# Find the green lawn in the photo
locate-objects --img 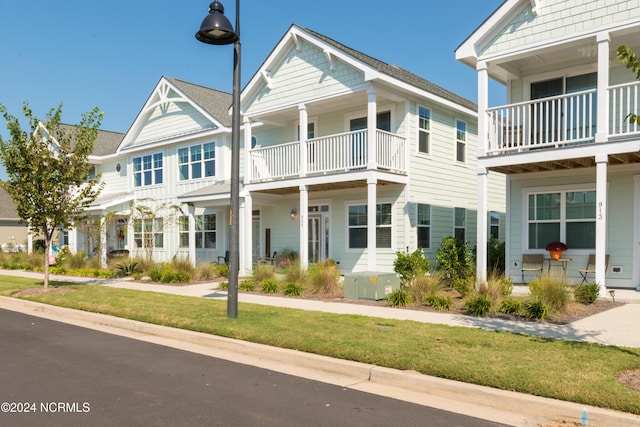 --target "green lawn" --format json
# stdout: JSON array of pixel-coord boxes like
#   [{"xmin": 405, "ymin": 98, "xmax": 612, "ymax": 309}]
[{"xmin": 1, "ymin": 275, "xmax": 639, "ymax": 414}]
